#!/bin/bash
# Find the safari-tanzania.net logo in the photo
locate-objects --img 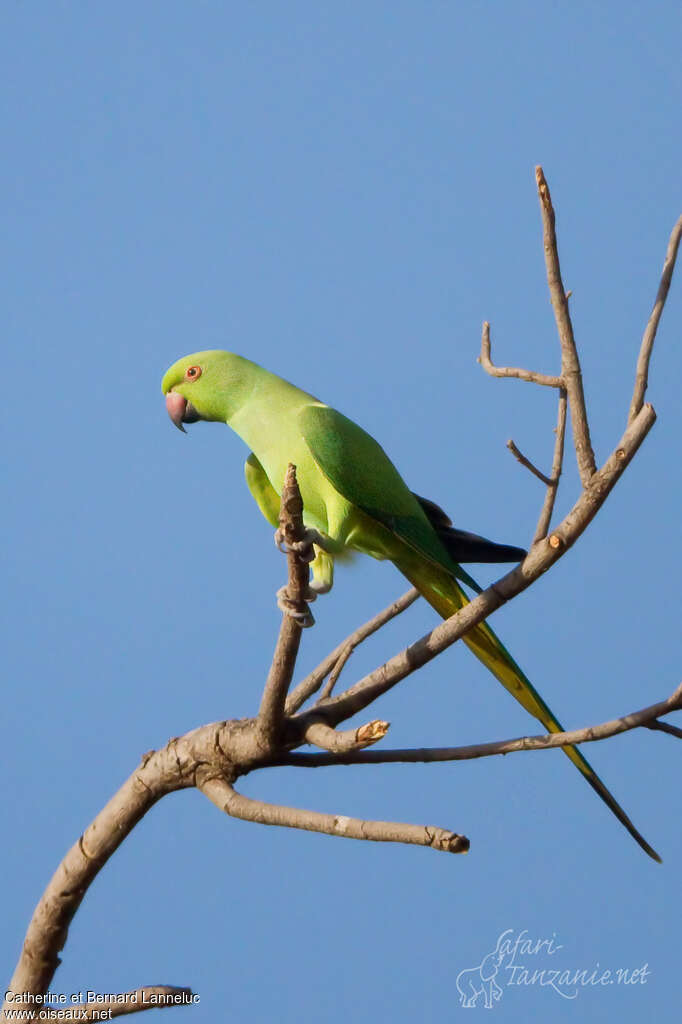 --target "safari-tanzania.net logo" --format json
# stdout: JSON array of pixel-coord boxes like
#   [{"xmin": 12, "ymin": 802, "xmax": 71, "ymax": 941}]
[{"xmin": 456, "ymin": 929, "xmax": 650, "ymax": 1009}]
